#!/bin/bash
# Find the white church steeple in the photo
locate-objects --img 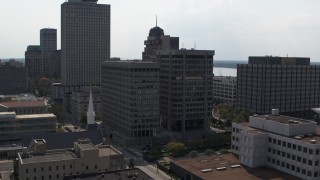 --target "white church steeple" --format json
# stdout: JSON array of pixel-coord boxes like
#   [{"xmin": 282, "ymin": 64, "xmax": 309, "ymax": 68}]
[{"xmin": 87, "ymin": 88, "xmax": 95, "ymax": 125}]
